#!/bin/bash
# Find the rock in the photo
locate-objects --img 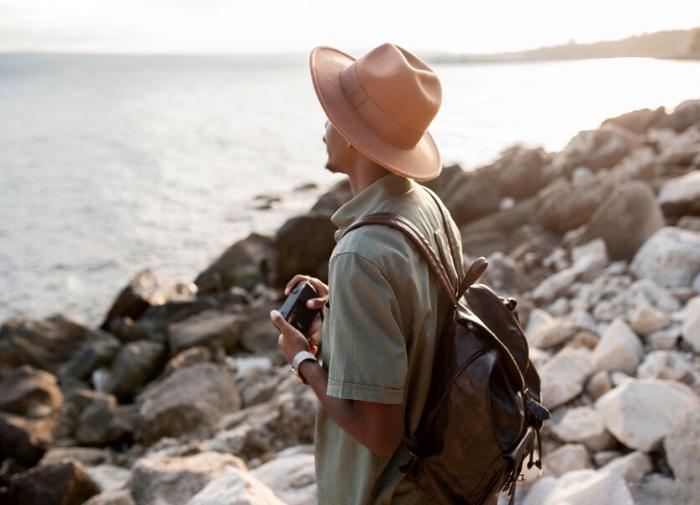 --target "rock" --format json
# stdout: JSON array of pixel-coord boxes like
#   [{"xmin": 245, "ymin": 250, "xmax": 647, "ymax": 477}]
[
  {"xmin": 579, "ymin": 181, "xmax": 664, "ymax": 261},
  {"xmin": 310, "ymin": 178, "xmax": 352, "ymax": 215},
  {"xmin": 480, "ymin": 252, "xmax": 531, "ymax": 296},
  {"xmin": 59, "ymin": 331, "xmax": 121, "ymax": 381},
  {"xmin": 84, "ymin": 490, "xmax": 135, "ymax": 505},
  {"xmin": 130, "ymin": 451, "xmax": 245, "ymax": 505},
  {"xmin": 585, "ymin": 370, "xmax": 613, "ymax": 400},
  {"xmin": 661, "ymin": 98, "xmax": 700, "ymax": 133},
  {"xmin": 440, "ymin": 168, "xmax": 502, "ymax": 226},
  {"xmin": 5, "ymin": 460, "xmax": 100, "ymax": 505},
  {"xmin": 628, "ymin": 303, "xmax": 669, "ymax": 335},
  {"xmin": 104, "ymin": 340, "xmax": 164, "ymax": 398},
  {"xmin": 187, "ymin": 466, "xmax": 286, "ymax": 505},
  {"xmin": 160, "ymin": 346, "xmax": 212, "ymax": 379},
  {"xmin": 532, "ymin": 267, "xmax": 578, "ymax": 304},
  {"xmin": 599, "ymin": 451, "xmax": 652, "ymax": 482},
  {"xmin": 40, "ymin": 446, "xmax": 111, "ymax": 466},
  {"xmin": 237, "ymin": 303, "xmax": 284, "ymax": 355},
  {"xmin": 528, "ymin": 318, "xmax": 578, "ymax": 349},
  {"xmin": 571, "ymin": 239, "xmax": 609, "ymax": 282},
  {"xmin": 630, "ymin": 227, "xmax": 700, "ymax": 288},
  {"xmin": 593, "ymin": 450, "xmax": 622, "ymax": 467},
  {"xmin": 537, "ymin": 177, "xmax": 614, "ymax": 234},
  {"xmin": 0, "ymin": 314, "xmax": 103, "ymax": 377},
  {"xmin": 628, "ymin": 473, "xmax": 678, "ymax": 505},
  {"xmin": 251, "ymin": 447, "xmax": 316, "ymax": 505},
  {"xmin": 523, "ymin": 468, "xmax": 633, "ymax": 505},
  {"xmin": 85, "ymin": 464, "xmax": 131, "ymax": 492},
  {"xmin": 542, "ymin": 443, "xmax": 592, "ymax": 477},
  {"xmin": 269, "ymin": 213, "xmax": 336, "ymax": 287},
  {"xmin": 637, "ymin": 350, "xmax": 700, "ymax": 392},
  {"xmin": 493, "ymin": 145, "xmax": 550, "ymax": 199},
  {"xmin": 681, "ymin": 296, "xmax": 700, "ymax": 352},
  {"xmin": 595, "ymin": 378, "xmax": 699, "ymax": 451},
  {"xmin": 101, "ymin": 269, "xmax": 197, "ymax": 330},
  {"xmin": 601, "ymin": 106, "xmax": 666, "ymax": 134},
  {"xmin": 137, "ymin": 363, "xmax": 241, "ymax": 444},
  {"xmin": 168, "ymin": 310, "xmax": 245, "ymax": 356},
  {"xmin": 551, "ymin": 406, "xmax": 615, "ymax": 451},
  {"xmin": 663, "ymin": 408, "xmax": 700, "ymax": 497},
  {"xmin": 591, "ymin": 319, "xmax": 644, "ymax": 375},
  {"xmin": 540, "ymin": 347, "xmax": 593, "ymax": 409},
  {"xmin": 658, "ymin": 171, "xmax": 700, "ymax": 217},
  {"xmin": 0, "ymin": 366, "xmax": 63, "ymax": 418},
  {"xmin": 648, "ymin": 326, "xmax": 680, "ymax": 350},
  {"xmin": 0, "ymin": 413, "xmax": 55, "ymax": 466},
  {"xmin": 76, "ymin": 393, "xmax": 135, "ymax": 445}
]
